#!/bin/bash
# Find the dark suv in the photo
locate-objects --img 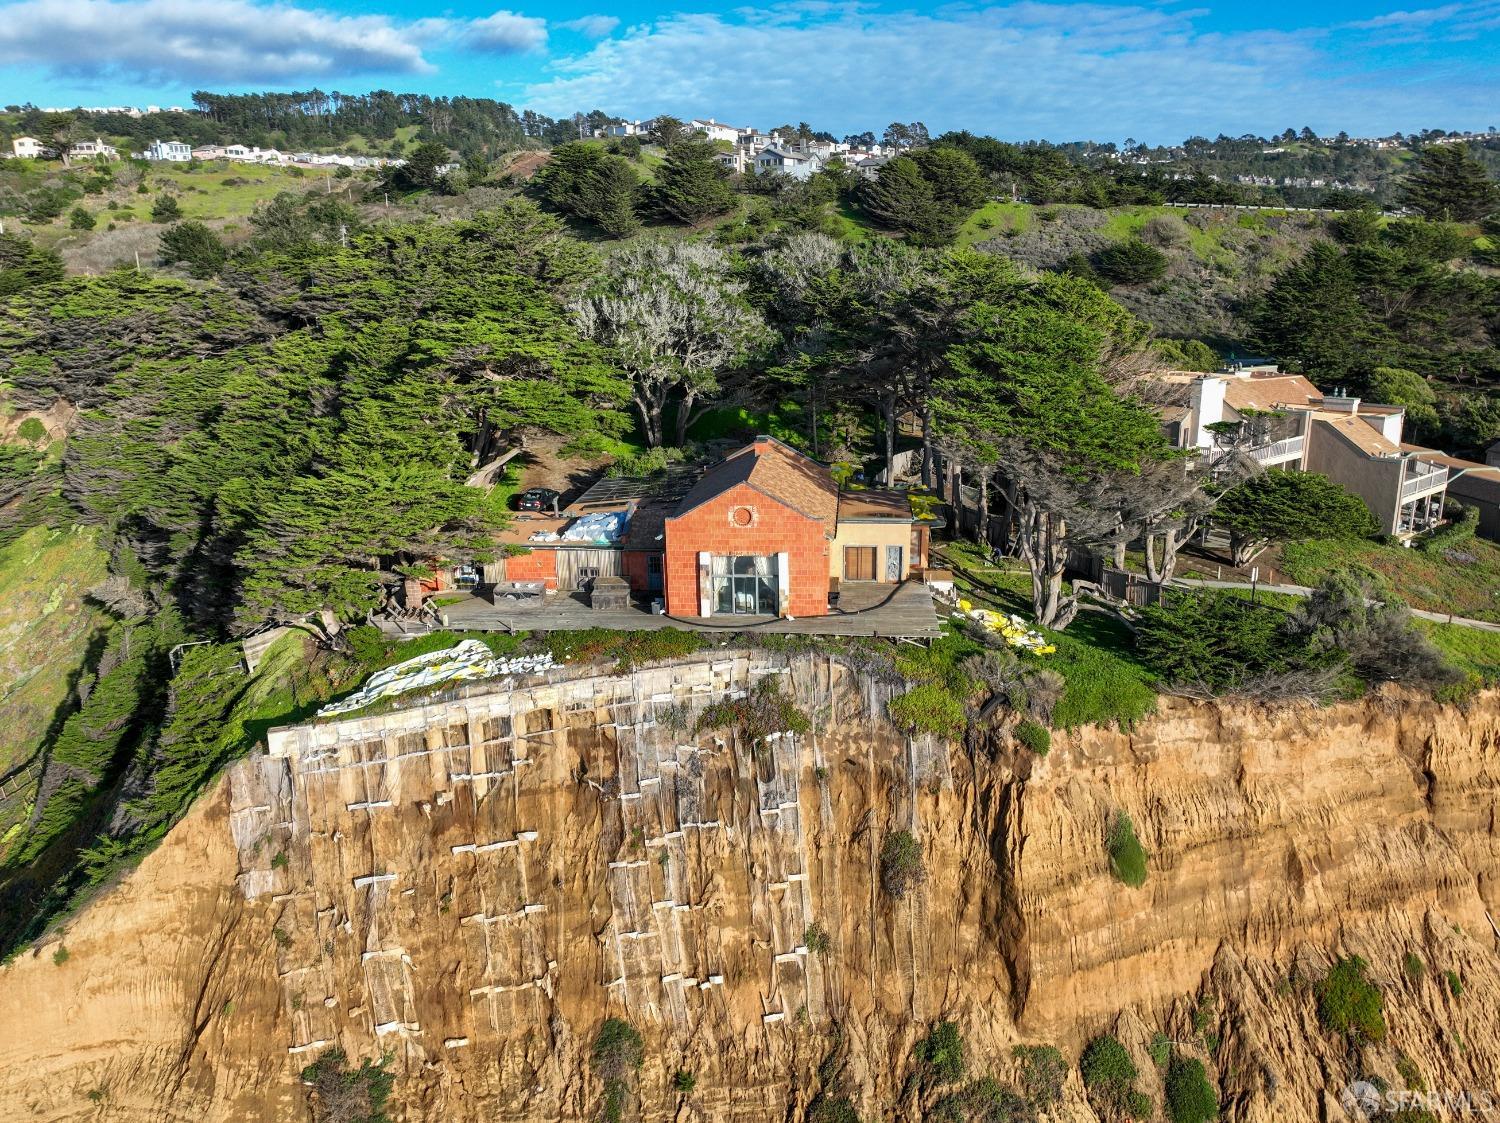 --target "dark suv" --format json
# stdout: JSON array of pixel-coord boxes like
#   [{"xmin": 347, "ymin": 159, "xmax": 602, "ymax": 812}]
[{"xmin": 515, "ymin": 487, "xmax": 561, "ymax": 513}]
